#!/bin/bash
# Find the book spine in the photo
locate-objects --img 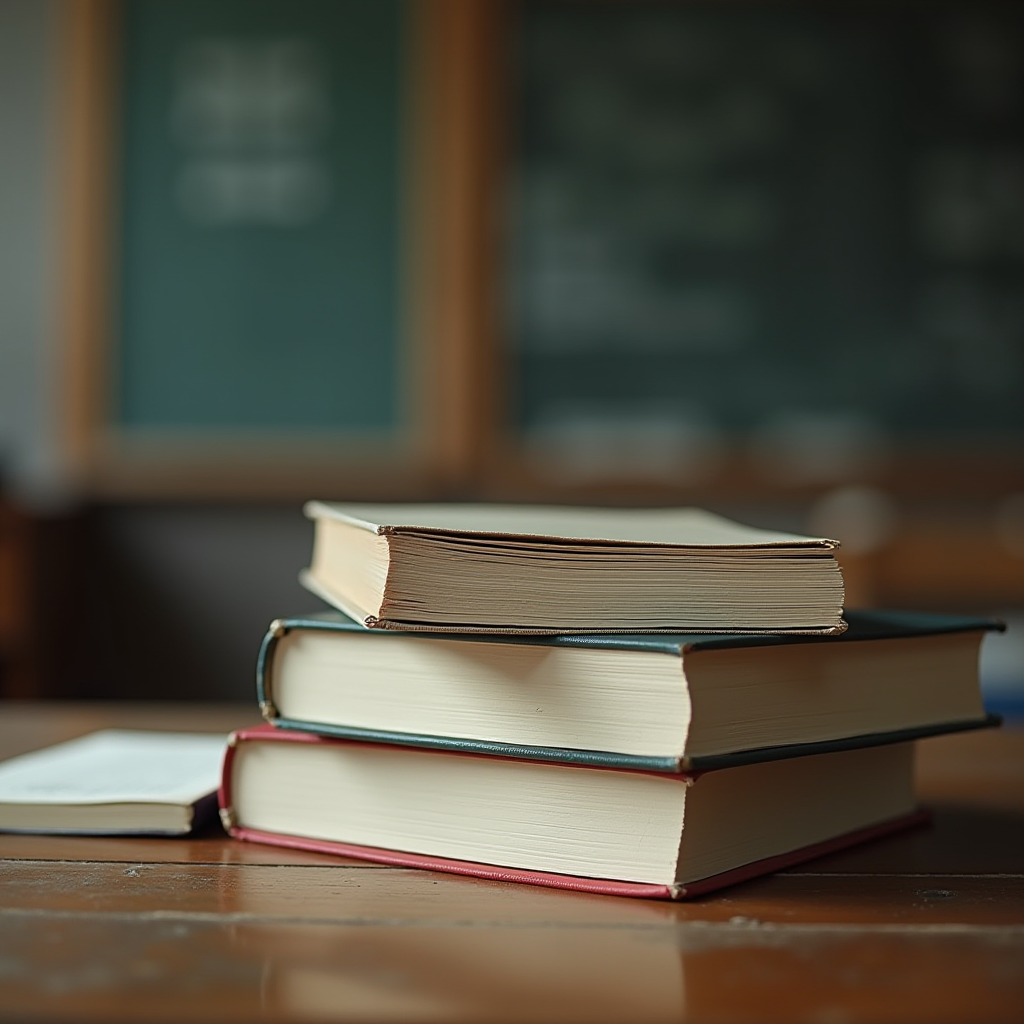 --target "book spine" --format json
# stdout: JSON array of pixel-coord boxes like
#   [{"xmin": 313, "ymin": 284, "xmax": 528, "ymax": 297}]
[
  {"xmin": 217, "ymin": 731, "xmax": 239, "ymax": 832},
  {"xmin": 255, "ymin": 622, "xmax": 284, "ymax": 721}
]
